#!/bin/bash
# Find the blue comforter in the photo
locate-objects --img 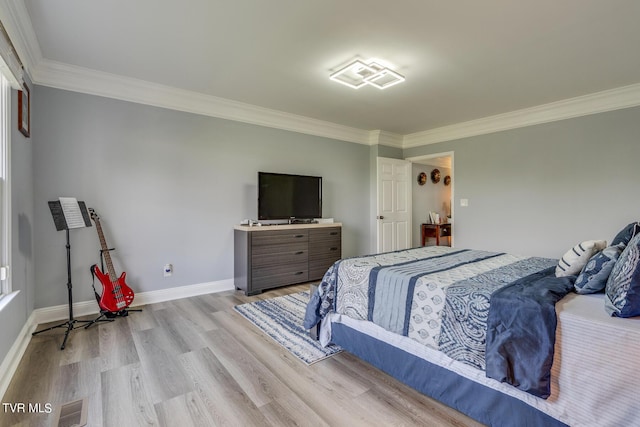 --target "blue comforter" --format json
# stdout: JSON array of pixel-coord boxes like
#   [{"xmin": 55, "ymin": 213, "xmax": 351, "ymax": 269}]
[
  {"xmin": 485, "ymin": 267, "xmax": 575, "ymax": 398},
  {"xmin": 304, "ymin": 246, "xmax": 574, "ymax": 399}
]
